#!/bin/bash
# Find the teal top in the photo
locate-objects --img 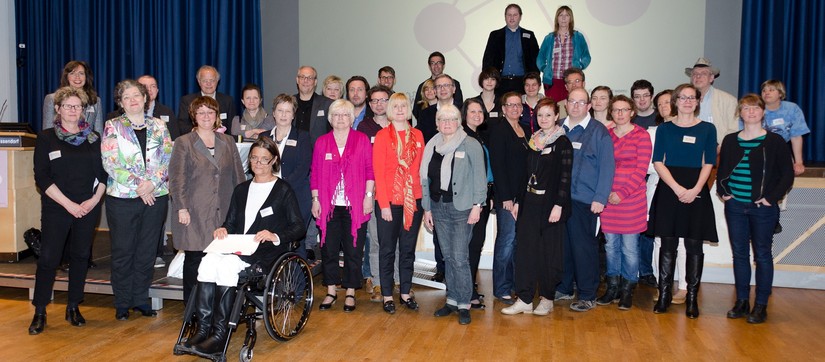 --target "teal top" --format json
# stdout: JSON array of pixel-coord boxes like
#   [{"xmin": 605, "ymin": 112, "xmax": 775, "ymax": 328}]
[{"xmin": 729, "ymin": 135, "xmax": 766, "ymax": 202}]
